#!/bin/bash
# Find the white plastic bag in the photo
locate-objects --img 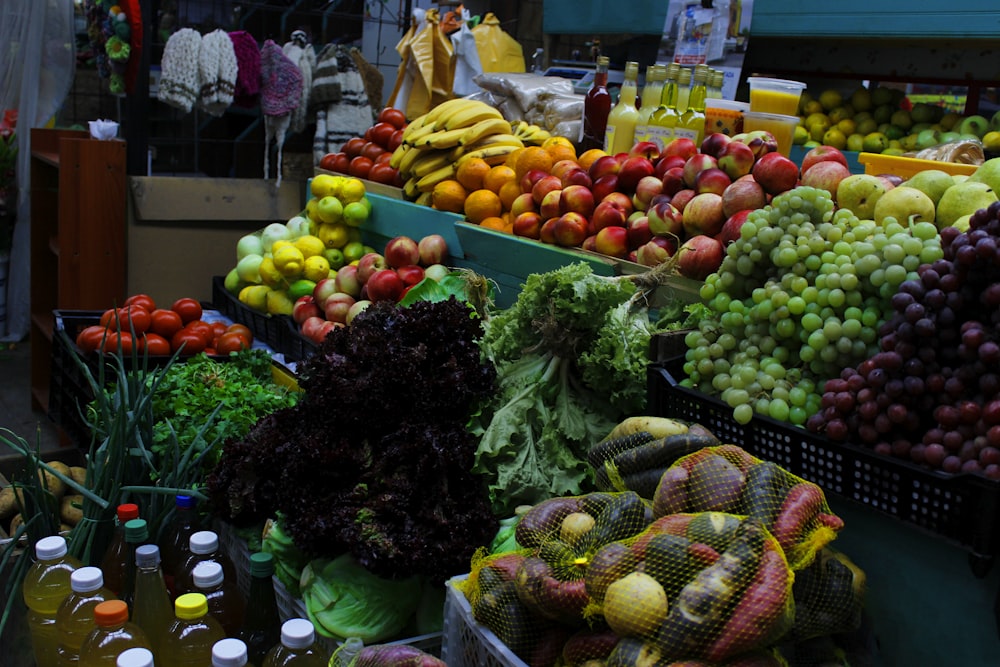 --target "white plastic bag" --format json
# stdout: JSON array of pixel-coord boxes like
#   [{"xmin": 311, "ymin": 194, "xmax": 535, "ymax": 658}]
[{"xmin": 450, "ymin": 9, "xmax": 483, "ymax": 97}]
